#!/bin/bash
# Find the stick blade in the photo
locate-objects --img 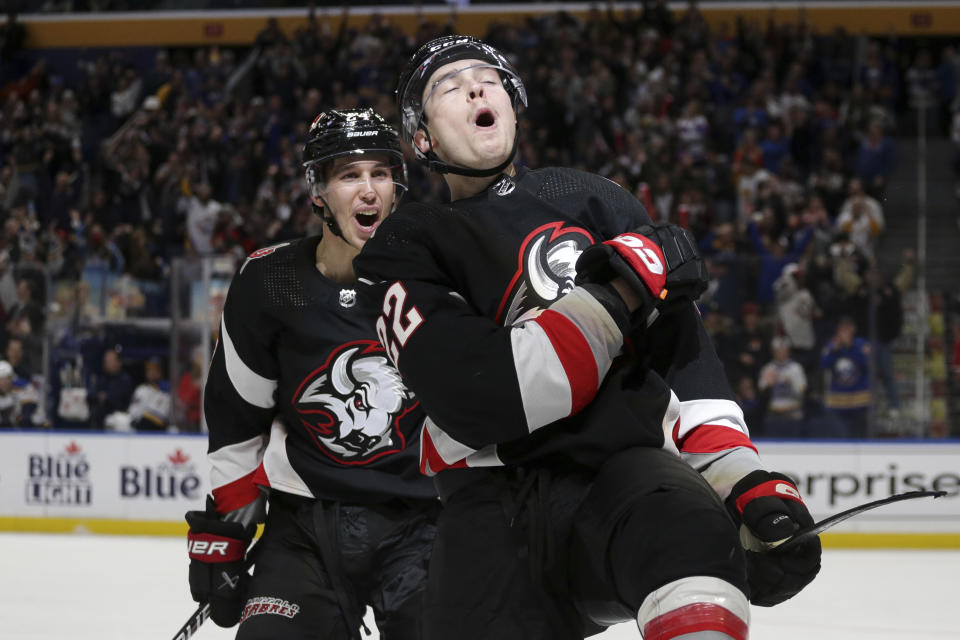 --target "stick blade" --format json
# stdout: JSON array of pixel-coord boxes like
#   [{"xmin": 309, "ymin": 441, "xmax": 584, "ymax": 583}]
[{"xmin": 775, "ymin": 490, "xmax": 948, "ymax": 553}]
